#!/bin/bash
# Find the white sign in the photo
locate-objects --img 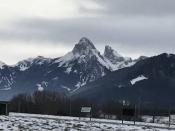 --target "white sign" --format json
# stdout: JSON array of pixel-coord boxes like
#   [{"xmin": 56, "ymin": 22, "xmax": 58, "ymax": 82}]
[{"xmin": 81, "ymin": 107, "xmax": 91, "ymax": 113}]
